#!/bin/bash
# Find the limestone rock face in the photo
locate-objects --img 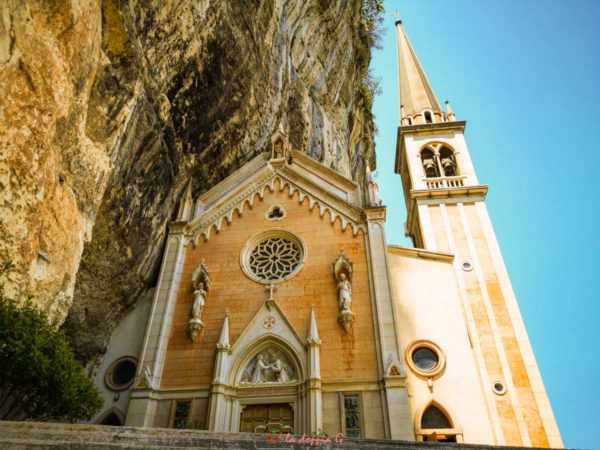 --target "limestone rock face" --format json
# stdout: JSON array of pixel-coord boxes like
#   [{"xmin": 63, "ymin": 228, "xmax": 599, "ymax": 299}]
[{"xmin": 0, "ymin": 0, "xmax": 377, "ymax": 364}]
